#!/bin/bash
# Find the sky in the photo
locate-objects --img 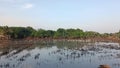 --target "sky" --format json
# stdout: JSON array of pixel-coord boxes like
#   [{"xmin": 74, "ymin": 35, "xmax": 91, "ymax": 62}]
[{"xmin": 0, "ymin": 0, "xmax": 120, "ymax": 33}]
